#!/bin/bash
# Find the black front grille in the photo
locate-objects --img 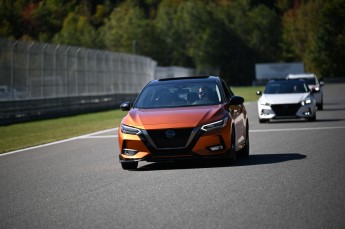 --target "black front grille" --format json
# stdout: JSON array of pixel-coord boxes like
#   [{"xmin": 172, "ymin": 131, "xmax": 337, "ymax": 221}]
[
  {"xmin": 271, "ymin": 104, "xmax": 301, "ymax": 116},
  {"xmin": 146, "ymin": 128, "xmax": 193, "ymax": 148}
]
